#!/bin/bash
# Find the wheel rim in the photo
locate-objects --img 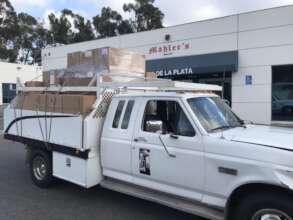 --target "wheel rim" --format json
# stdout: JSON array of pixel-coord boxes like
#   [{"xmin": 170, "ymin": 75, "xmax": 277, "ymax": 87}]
[
  {"xmin": 252, "ymin": 209, "xmax": 292, "ymax": 220},
  {"xmin": 33, "ymin": 156, "xmax": 47, "ymax": 181}
]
